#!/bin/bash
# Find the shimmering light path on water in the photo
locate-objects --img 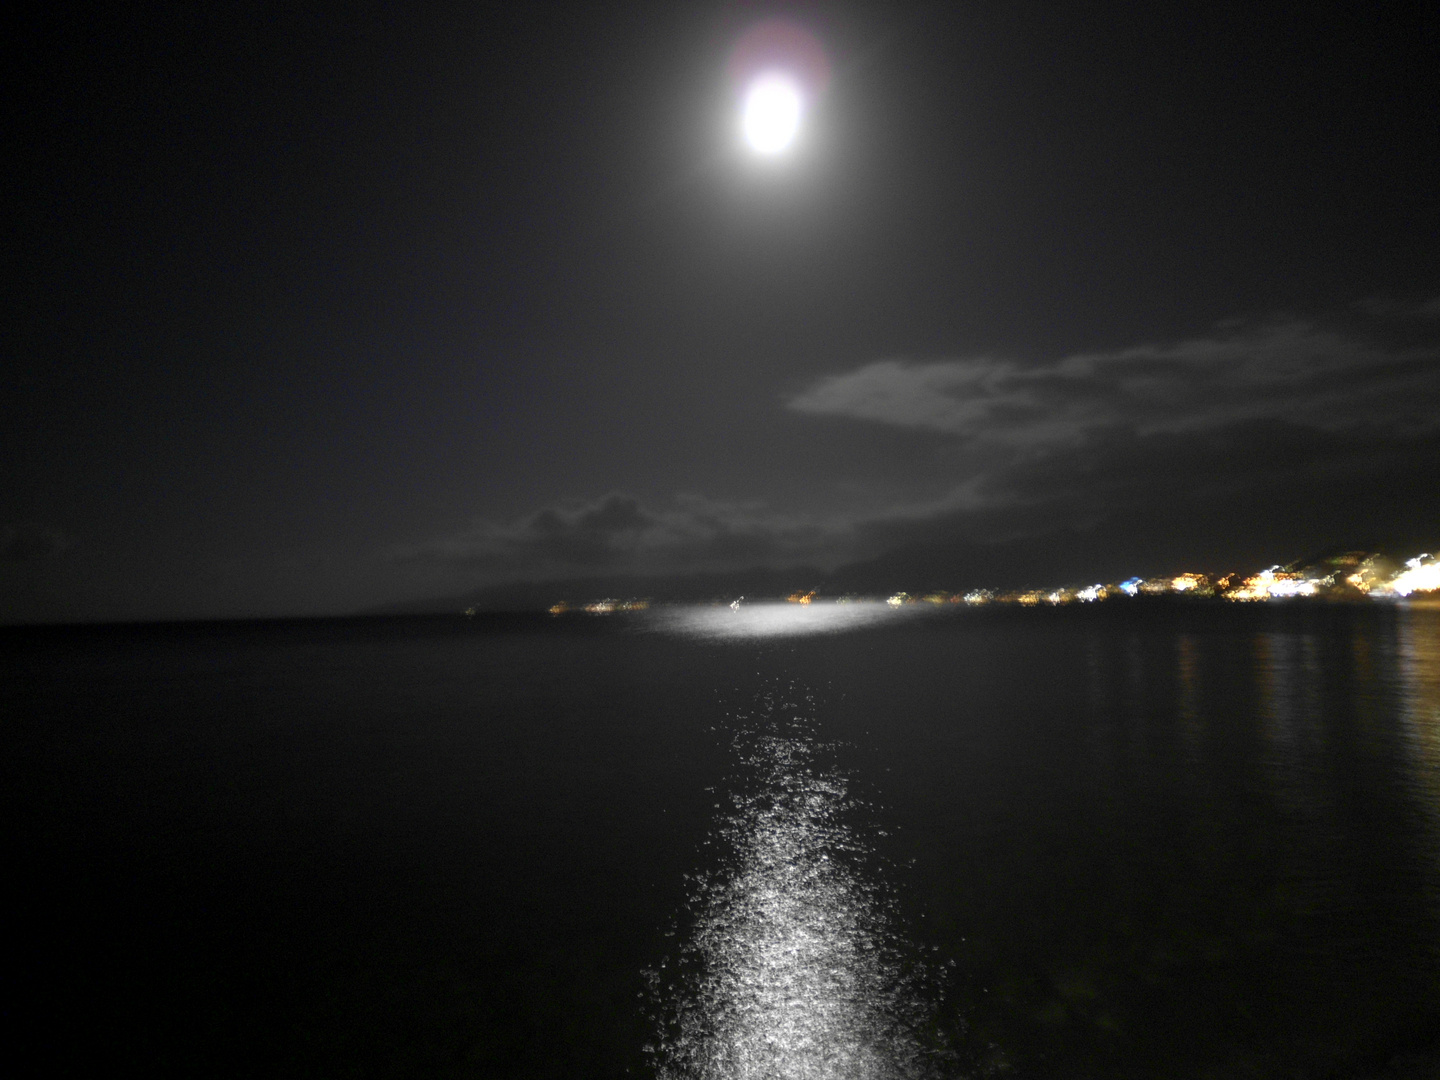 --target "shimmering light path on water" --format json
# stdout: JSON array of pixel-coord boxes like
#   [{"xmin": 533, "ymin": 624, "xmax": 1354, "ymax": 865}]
[{"xmin": 650, "ymin": 681, "xmax": 957, "ymax": 1080}]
